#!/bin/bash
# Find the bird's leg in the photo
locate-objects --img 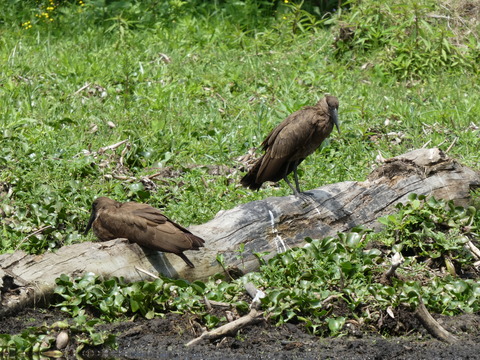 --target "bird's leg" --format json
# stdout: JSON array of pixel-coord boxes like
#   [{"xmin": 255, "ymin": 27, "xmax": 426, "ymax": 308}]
[
  {"xmin": 283, "ymin": 175, "xmax": 300, "ymax": 196},
  {"xmin": 292, "ymin": 162, "xmax": 302, "ymax": 194},
  {"xmin": 284, "ymin": 160, "xmax": 302, "ymax": 196},
  {"xmin": 292, "ymin": 168, "xmax": 314, "ymax": 198}
]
